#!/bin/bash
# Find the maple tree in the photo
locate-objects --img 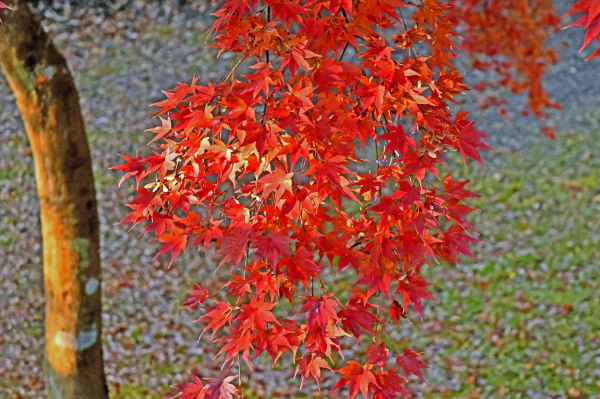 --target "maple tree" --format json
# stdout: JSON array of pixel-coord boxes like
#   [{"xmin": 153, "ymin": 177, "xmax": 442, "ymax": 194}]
[
  {"xmin": 111, "ymin": 1, "xmax": 600, "ymax": 398},
  {"xmin": 1, "ymin": 2, "xmax": 109, "ymax": 399}
]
